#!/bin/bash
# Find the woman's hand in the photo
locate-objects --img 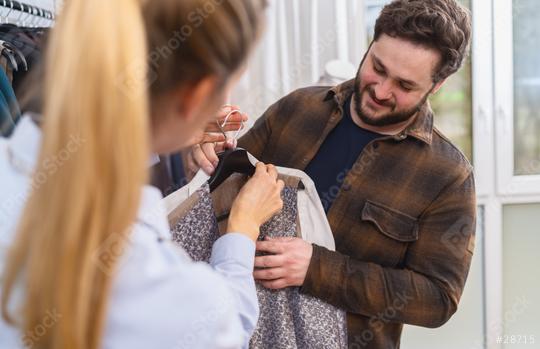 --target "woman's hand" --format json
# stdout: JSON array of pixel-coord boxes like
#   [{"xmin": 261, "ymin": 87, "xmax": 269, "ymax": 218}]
[{"xmin": 227, "ymin": 162, "xmax": 285, "ymax": 241}]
